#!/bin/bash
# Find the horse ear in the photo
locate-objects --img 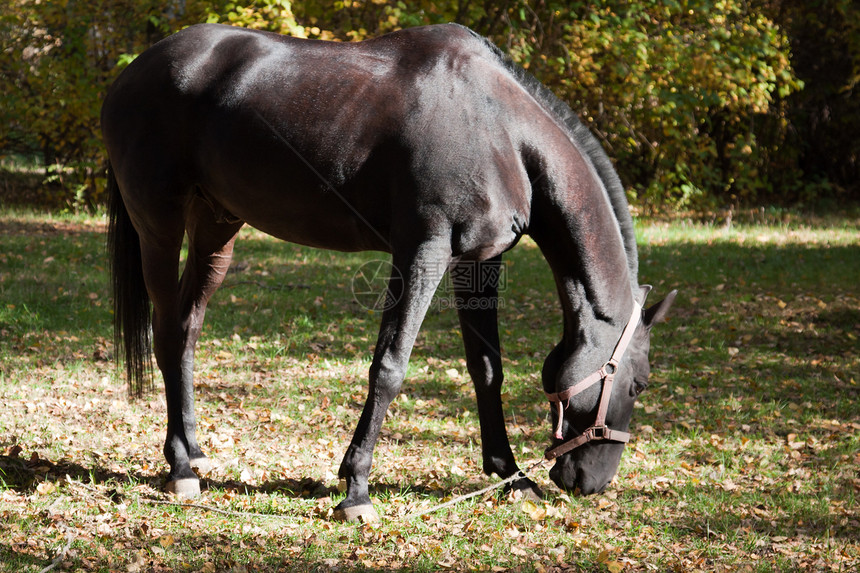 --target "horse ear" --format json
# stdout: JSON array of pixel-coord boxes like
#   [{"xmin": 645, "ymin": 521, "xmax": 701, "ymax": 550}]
[
  {"xmin": 643, "ymin": 289, "xmax": 678, "ymax": 328},
  {"xmin": 638, "ymin": 284, "xmax": 653, "ymax": 305}
]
